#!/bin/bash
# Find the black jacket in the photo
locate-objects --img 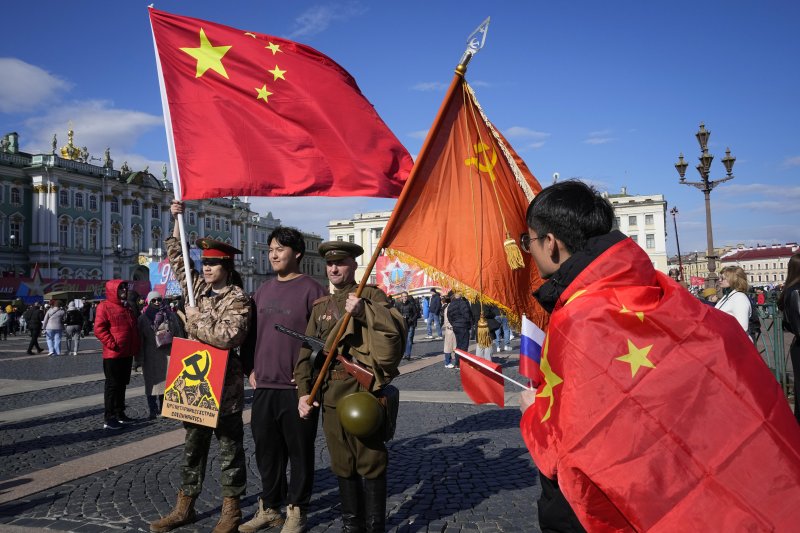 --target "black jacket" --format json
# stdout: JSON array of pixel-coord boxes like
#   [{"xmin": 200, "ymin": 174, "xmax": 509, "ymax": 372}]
[
  {"xmin": 429, "ymin": 293, "xmax": 442, "ymax": 315},
  {"xmin": 23, "ymin": 307, "xmax": 45, "ymax": 330},
  {"xmin": 446, "ymin": 298, "xmax": 472, "ymax": 330},
  {"xmin": 396, "ymin": 298, "xmax": 420, "ymax": 326}
]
